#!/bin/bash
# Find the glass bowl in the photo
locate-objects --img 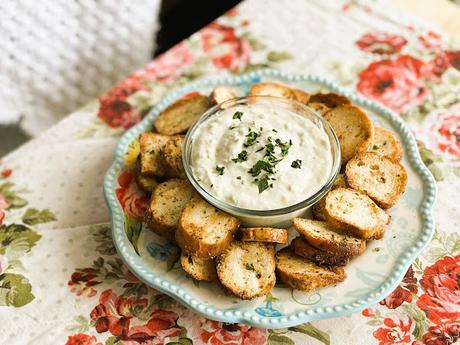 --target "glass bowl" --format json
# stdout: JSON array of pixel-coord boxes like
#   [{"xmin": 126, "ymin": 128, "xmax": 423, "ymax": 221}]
[{"xmin": 182, "ymin": 96, "xmax": 341, "ymax": 227}]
